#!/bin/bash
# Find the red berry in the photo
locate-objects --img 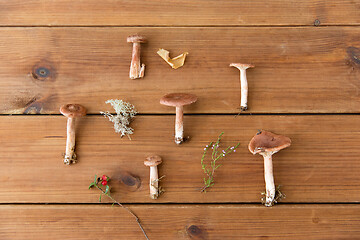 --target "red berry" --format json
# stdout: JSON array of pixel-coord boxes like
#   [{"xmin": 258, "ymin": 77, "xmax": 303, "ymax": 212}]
[
  {"xmin": 101, "ymin": 175, "xmax": 107, "ymax": 180},
  {"xmin": 101, "ymin": 180, "xmax": 108, "ymax": 186}
]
